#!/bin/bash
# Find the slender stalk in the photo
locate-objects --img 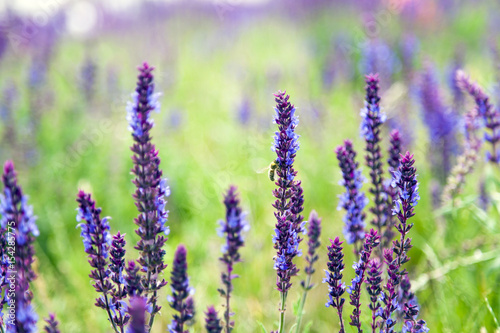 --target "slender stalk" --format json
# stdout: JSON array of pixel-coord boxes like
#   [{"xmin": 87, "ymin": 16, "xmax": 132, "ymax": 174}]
[
  {"xmin": 225, "ymin": 265, "xmax": 231, "ymax": 333},
  {"xmin": 278, "ymin": 290, "xmax": 287, "ymax": 333},
  {"xmin": 294, "ymin": 275, "xmax": 311, "ymax": 333}
]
